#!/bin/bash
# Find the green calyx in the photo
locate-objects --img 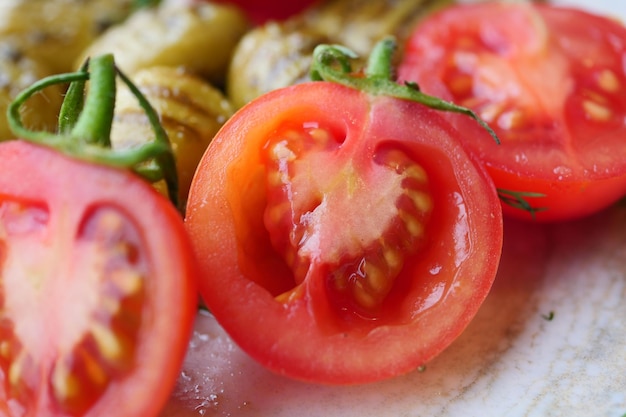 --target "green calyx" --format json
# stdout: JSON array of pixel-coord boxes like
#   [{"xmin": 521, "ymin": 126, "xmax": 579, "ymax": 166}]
[
  {"xmin": 310, "ymin": 37, "xmax": 500, "ymax": 144},
  {"xmin": 6, "ymin": 53, "xmax": 179, "ymax": 208},
  {"xmin": 131, "ymin": 0, "xmax": 162, "ymax": 11},
  {"xmin": 497, "ymin": 188, "xmax": 547, "ymax": 219}
]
